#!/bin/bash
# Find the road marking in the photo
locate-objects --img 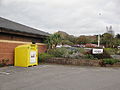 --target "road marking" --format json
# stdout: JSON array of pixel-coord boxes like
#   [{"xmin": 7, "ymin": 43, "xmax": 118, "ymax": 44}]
[{"xmin": 0, "ymin": 72, "xmax": 10, "ymax": 75}]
